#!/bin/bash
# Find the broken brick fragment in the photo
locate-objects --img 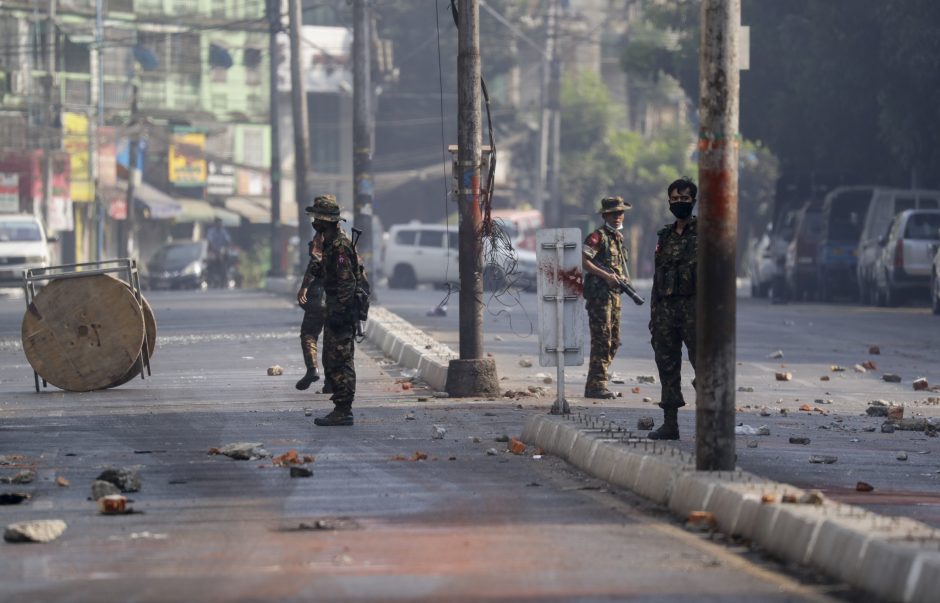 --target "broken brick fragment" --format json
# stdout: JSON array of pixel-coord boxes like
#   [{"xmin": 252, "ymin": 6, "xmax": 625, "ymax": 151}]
[{"xmin": 508, "ymin": 438, "xmax": 527, "ymax": 455}]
